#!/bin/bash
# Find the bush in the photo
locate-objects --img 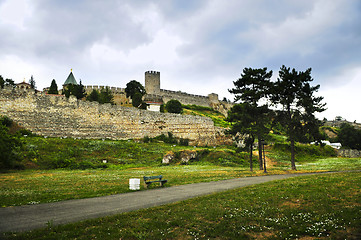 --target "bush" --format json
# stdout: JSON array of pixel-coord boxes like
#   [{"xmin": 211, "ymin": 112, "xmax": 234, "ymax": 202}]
[
  {"xmin": 165, "ymin": 100, "xmax": 182, "ymax": 114},
  {"xmin": 143, "ymin": 136, "xmax": 151, "ymax": 143},
  {"xmin": 0, "ymin": 117, "xmax": 23, "ymax": 170},
  {"xmin": 0, "ymin": 115, "xmax": 13, "ymax": 127},
  {"xmin": 17, "ymin": 128, "xmax": 33, "ymax": 136},
  {"xmin": 154, "ymin": 132, "xmax": 178, "ymax": 144},
  {"xmin": 338, "ymin": 123, "xmax": 361, "ymax": 150},
  {"xmin": 179, "ymin": 138, "xmax": 189, "ymax": 146}
]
